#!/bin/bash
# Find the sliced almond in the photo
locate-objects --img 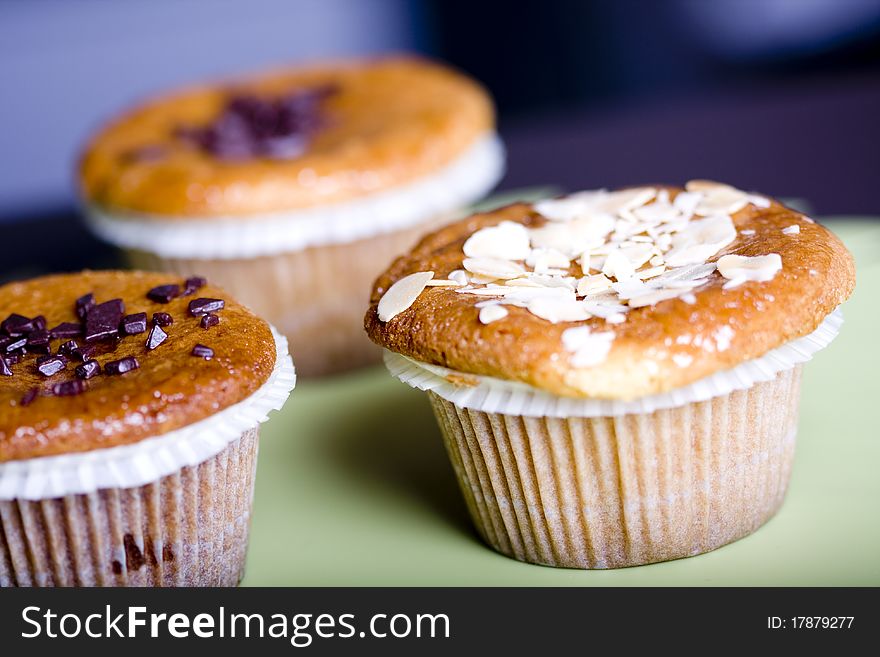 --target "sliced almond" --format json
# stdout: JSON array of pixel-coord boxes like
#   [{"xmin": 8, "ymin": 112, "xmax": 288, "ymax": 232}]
[
  {"xmin": 425, "ymin": 279, "xmax": 464, "ymax": 287},
  {"xmin": 627, "ymin": 288, "xmax": 685, "ymax": 308},
  {"xmin": 377, "ymin": 271, "xmax": 433, "ymax": 322},
  {"xmin": 561, "ymin": 326, "xmax": 615, "ymax": 367},
  {"xmin": 463, "ymin": 220, "xmax": 531, "ymax": 260},
  {"xmin": 533, "ymin": 190, "xmax": 608, "ymax": 222},
  {"xmin": 526, "ymin": 297, "xmax": 591, "ymax": 323},
  {"xmin": 664, "ymin": 215, "xmax": 736, "ymax": 266},
  {"xmin": 576, "ymin": 273, "xmax": 613, "ymax": 296},
  {"xmin": 463, "ymin": 257, "xmax": 526, "ymax": 280},
  {"xmin": 602, "ymin": 249, "xmax": 636, "ymax": 282},
  {"xmin": 479, "ymin": 304, "xmax": 509, "ymax": 324},
  {"xmin": 717, "ymin": 253, "xmax": 782, "ymax": 284}
]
